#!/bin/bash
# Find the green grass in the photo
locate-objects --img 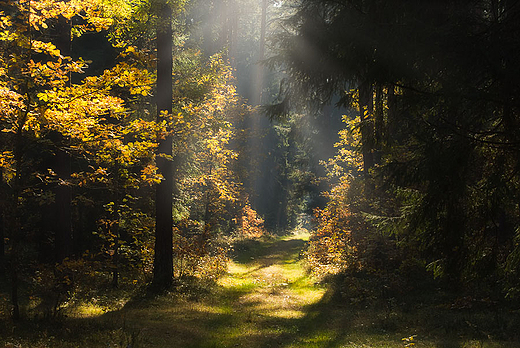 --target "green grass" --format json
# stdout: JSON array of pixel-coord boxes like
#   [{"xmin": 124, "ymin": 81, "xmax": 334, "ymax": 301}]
[{"xmin": 2, "ymin": 231, "xmax": 520, "ymax": 347}]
